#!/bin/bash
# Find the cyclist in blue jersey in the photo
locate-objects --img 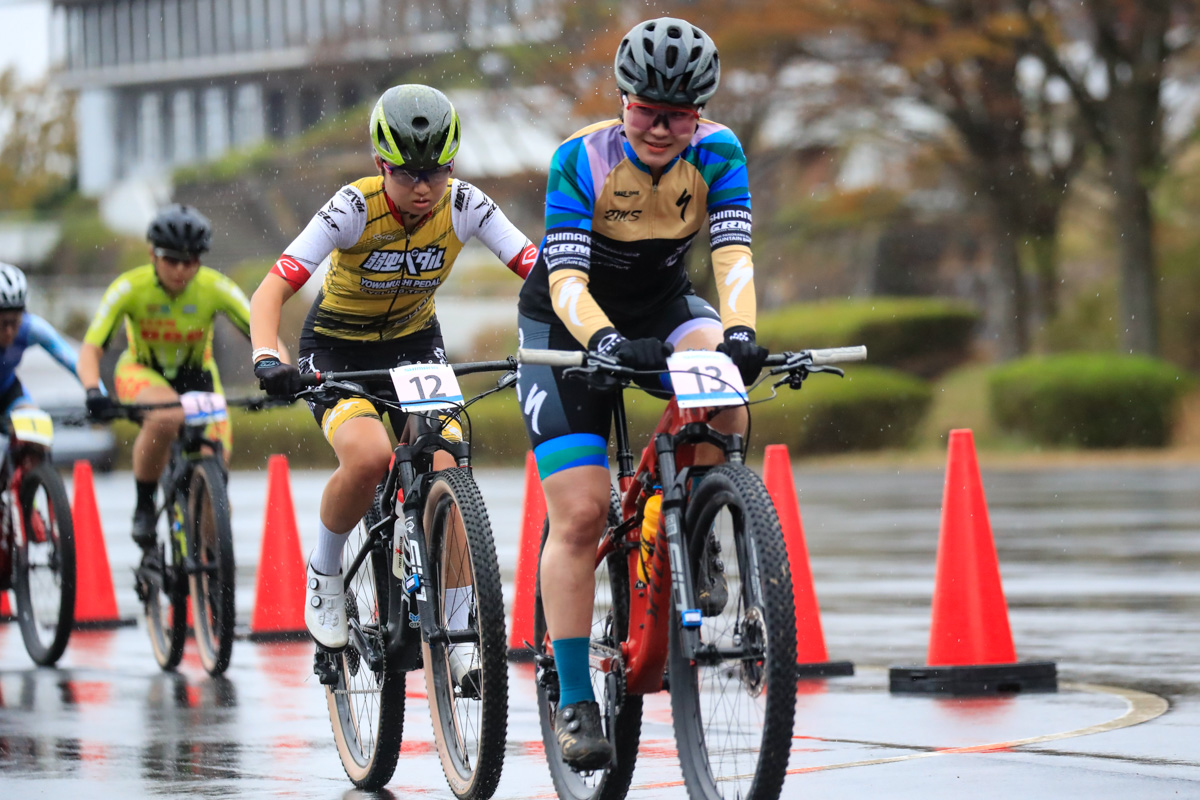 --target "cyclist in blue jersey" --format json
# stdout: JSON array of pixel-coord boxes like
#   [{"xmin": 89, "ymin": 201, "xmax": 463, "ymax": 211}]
[
  {"xmin": 0, "ymin": 263, "xmax": 87, "ymax": 418},
  {"xmin": 516, "ymin": 17, "xmax": 770, "ymax": 770}
]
